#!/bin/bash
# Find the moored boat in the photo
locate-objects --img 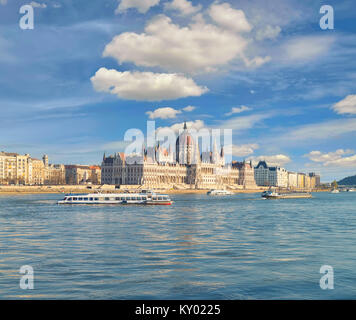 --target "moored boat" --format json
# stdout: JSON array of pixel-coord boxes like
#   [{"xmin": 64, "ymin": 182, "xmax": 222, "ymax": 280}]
[
  {"xmin": 331, "ymin": 189, "xmax": 340, "ymax": 194},
  {"xmin": 58, "ymin": 190, "xmax": 173, "ymax": 205},
  {"xmin": 207, "ymin": 189, "xmax": 234, "ymax": 196}
]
